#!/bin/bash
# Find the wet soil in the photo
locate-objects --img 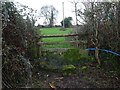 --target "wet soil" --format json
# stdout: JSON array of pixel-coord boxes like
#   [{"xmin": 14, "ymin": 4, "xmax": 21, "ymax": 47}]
[{"xmin": 32, "ymin": 62, "xmax": 120, "ymax": 88}]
